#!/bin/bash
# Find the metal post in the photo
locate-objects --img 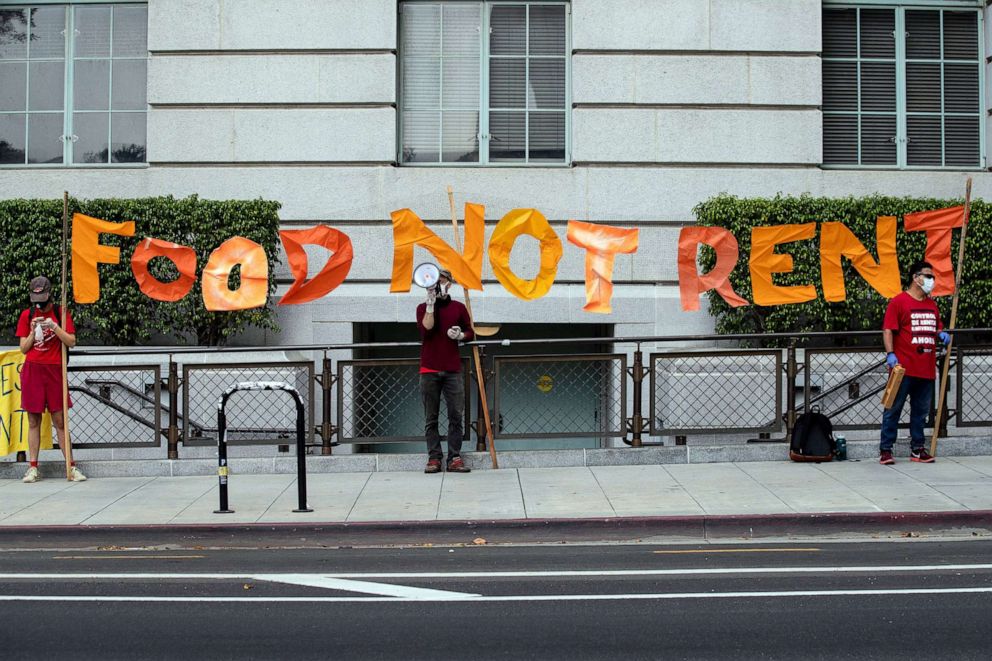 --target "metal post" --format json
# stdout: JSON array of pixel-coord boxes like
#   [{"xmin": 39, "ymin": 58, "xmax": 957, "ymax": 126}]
[
  {"xmin": 627, "ymin": 344, "xmax": 647, "ymax": 448},
  {"xmin": 214, "ymin": 401, "xmax": 232, "ymax": 514},
  {"xmin": 320, "ymin": 354, "xmax": 334, "ymax": 455},
  {"xmin": 785, "ymin": 340, "xmax": 798, "ymax": 441},
  {"xmin": 475, "ymin": 345, "xmax": 488, "ymax": 452},
  {"xmin": 214, "ymin": 382, "xmax": 311, "ymax": 515},
  {"xmin": 294, "ymin": 393, "xmax": 312, "ymax": 513},
  {"xmin": 167, "ymin": 358, "xmax": 179, "ymax": 460}
]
